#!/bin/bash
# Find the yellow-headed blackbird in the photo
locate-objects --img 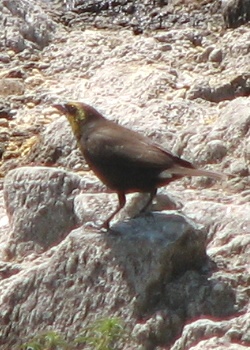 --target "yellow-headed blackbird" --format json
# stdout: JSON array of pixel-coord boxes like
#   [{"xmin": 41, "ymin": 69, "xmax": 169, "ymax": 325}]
[{"xmin": 53, "ymin": 102, "xmax": 225, "ymax": 229}]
